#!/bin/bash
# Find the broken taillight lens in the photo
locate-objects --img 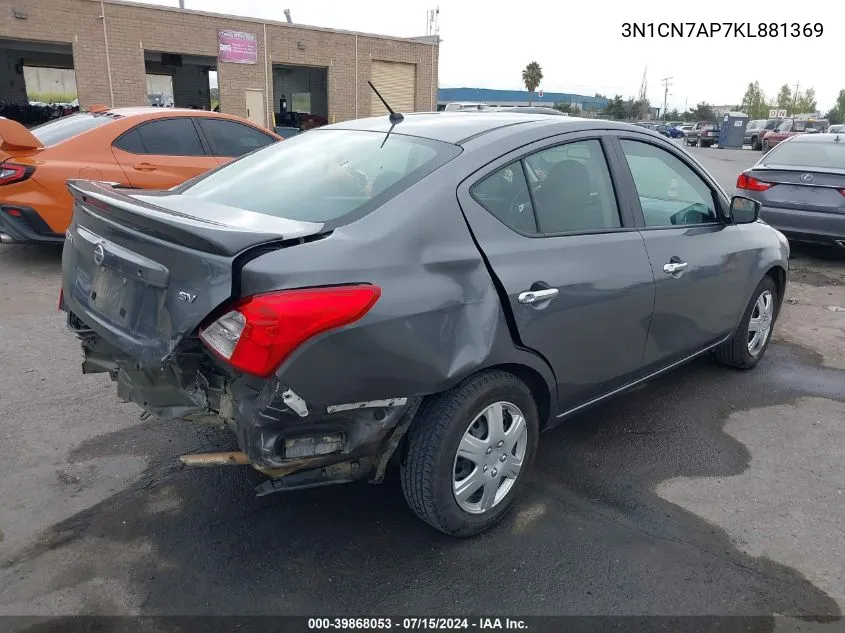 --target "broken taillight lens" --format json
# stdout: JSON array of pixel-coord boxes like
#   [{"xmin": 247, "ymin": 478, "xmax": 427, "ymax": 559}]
[
  {"xmin": 199, "ymin": 285, "xmax": 381, "ymax": 378},
  {"xmin": 736, "ymin": 172, "xmax": 773, "ymax": 191}
]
